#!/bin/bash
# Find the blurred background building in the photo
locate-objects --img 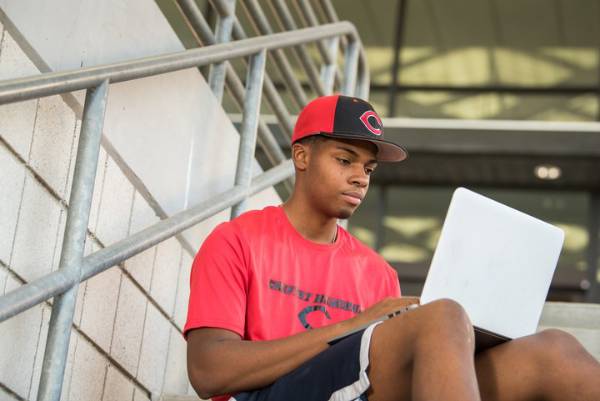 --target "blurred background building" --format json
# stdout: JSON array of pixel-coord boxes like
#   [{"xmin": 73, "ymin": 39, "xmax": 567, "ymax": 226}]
[{"xmin": 334, "ymin": 0, "xmax": 600, "ymax": 302}]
